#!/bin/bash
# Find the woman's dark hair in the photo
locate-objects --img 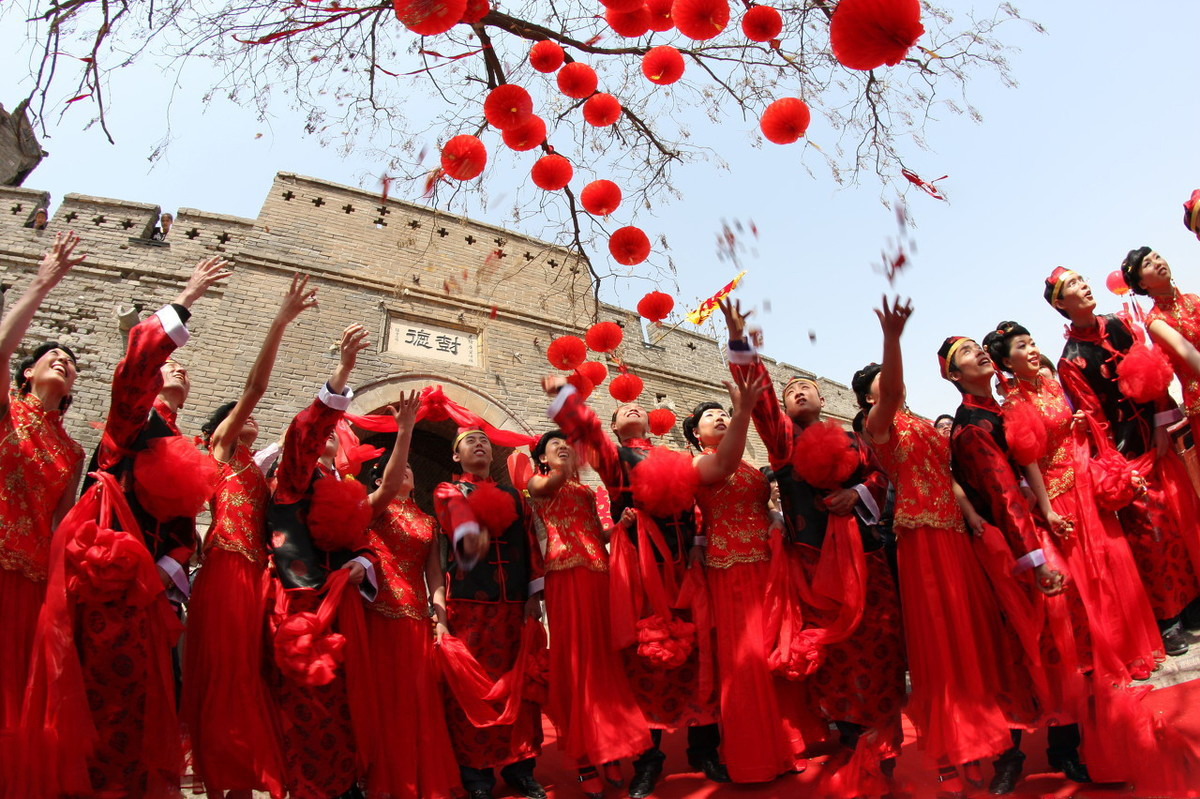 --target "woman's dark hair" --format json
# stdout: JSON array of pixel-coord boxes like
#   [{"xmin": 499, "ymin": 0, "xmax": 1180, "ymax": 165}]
[
  {"xmin": 200, "ymin": 400, "xmax": 239, "ymax": 444},
  {"xmin": 531, "ymin": 429, "xmax": 566, "ymax": 474},
  {"xmin": 934, "ymin": 414, "xmax": 954, "ymax": 427},
  {"xmin": 1121, "ymin": 246, "xmax": 1153, "ymax": 296},
  {"xmin": 682, "ymin": 401, "xmax": 723, "ymax": 450},
  {"xmin": 850, "ymin": 362, "xmax": 881, "ymax": 415},
  {"xmin": 367, "ymin": 452, "xmax": 391, "ymax": 485},
  {"xmin": 982, "ymin": 321, "xmax": 1031, "ymax": 375},
  {"xmin": 16, "ymin": 341, "xmax": 78, "ymax": 411}
]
